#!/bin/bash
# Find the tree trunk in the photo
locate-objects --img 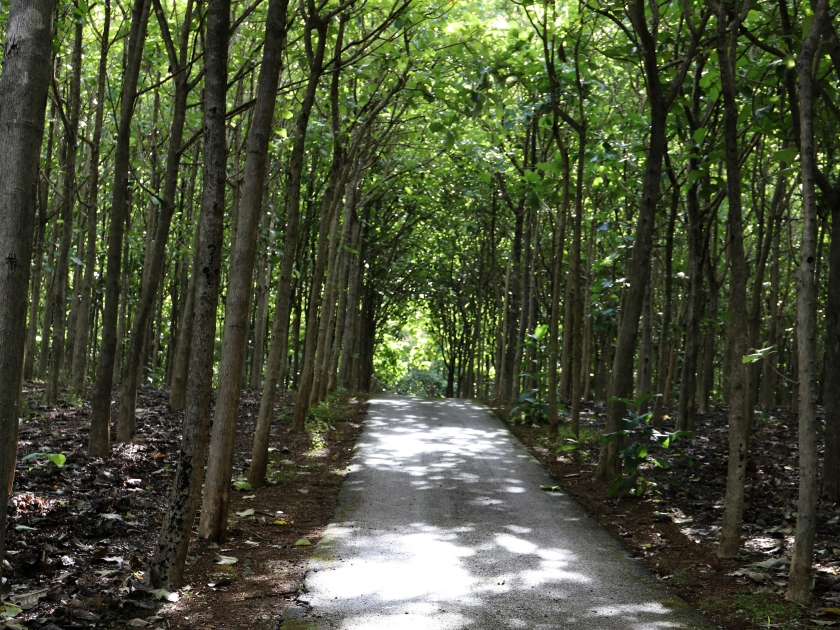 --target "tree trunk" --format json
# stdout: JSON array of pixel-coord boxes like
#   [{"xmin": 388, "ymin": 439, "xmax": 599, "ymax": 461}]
[
  {"xmin": 548, "ymin": 146, "xmax": 570, "ymax": 434},
  {"xmin": 197, "ymin": 0, "xmax": 290, "ymax": 542},
  {"xmin": 149, "ymin": 0, "xmax": 230, "ymax": 588},
  {"xmin": 71, "ymin": 0, "xmax": 109, "ymax": 391},
  {"xmin": 716, "ymin": 0, "xmax": 752, "ymax": 558},
  {"xmin": 116, "ymin": 0, "xmax": 195, "ymax": 442},
  {"xmin": 677, "ymin": 166, "xmax": 703, "ymax": 432},
  {"xmin": 596, "ymin": 0, "xmax": 669, "ymax": 480},
  {"xmin": 786, "ymin": 0, "xmax": 826, "ymax": 602},
  {"xmin": 652, "ymin": 187, "xmax": 677, "ymax": 425},
  {"xmin": 249, "ymin": 13, "xmax": 328, "ymax": 486},
  {"xmin": 88, "ymin": 0, "xmax": 152, "ymax": 457},
  {"xmin": 46, "ymin": 15, "xmax": 83, "ymax": 404},
  {"xmin": 168, "ymin": 147, "xmax": 201, "ymax": 409},
  {"xmin": 0, "ymin": 0, "xmax": 56, "ymax": 583}
]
